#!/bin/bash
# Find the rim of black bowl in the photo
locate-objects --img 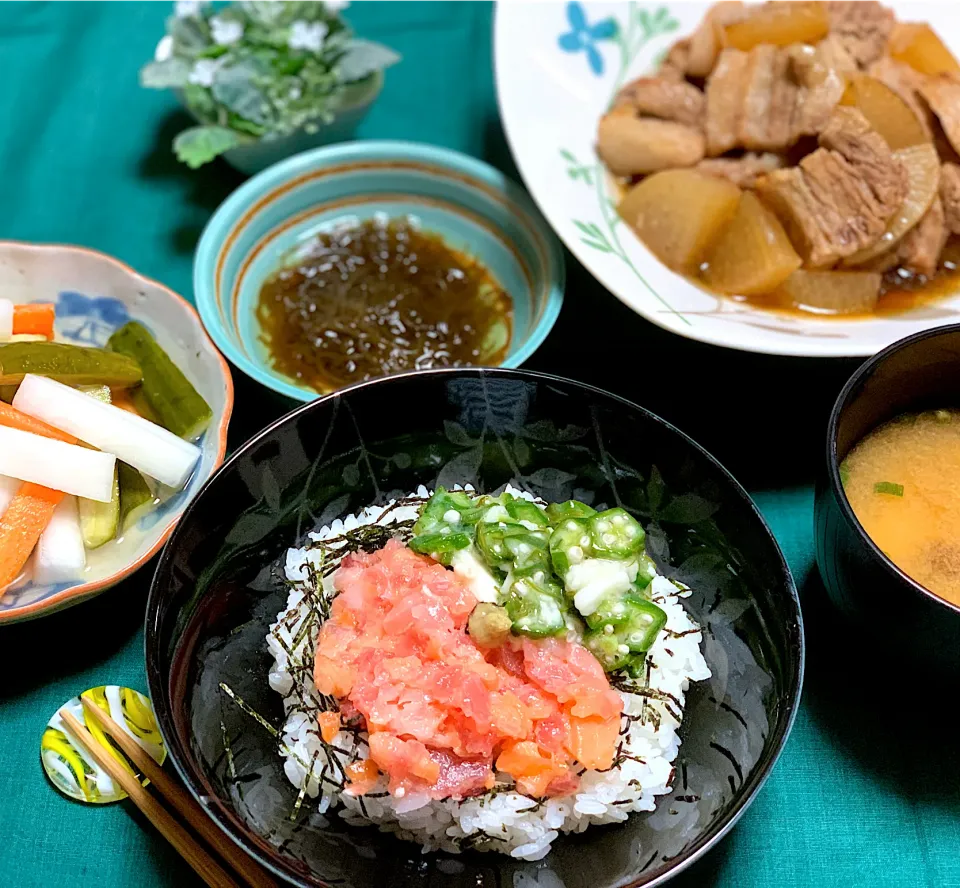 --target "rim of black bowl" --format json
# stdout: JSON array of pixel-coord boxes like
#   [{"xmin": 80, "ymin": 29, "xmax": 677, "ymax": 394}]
[
  {"xmin": 145, "ymin": 366, "xmax": 805, "ymax": 888},
  {"xmin": 826, "ymin": 324, "xmax": 960, "ymax": 618}
]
